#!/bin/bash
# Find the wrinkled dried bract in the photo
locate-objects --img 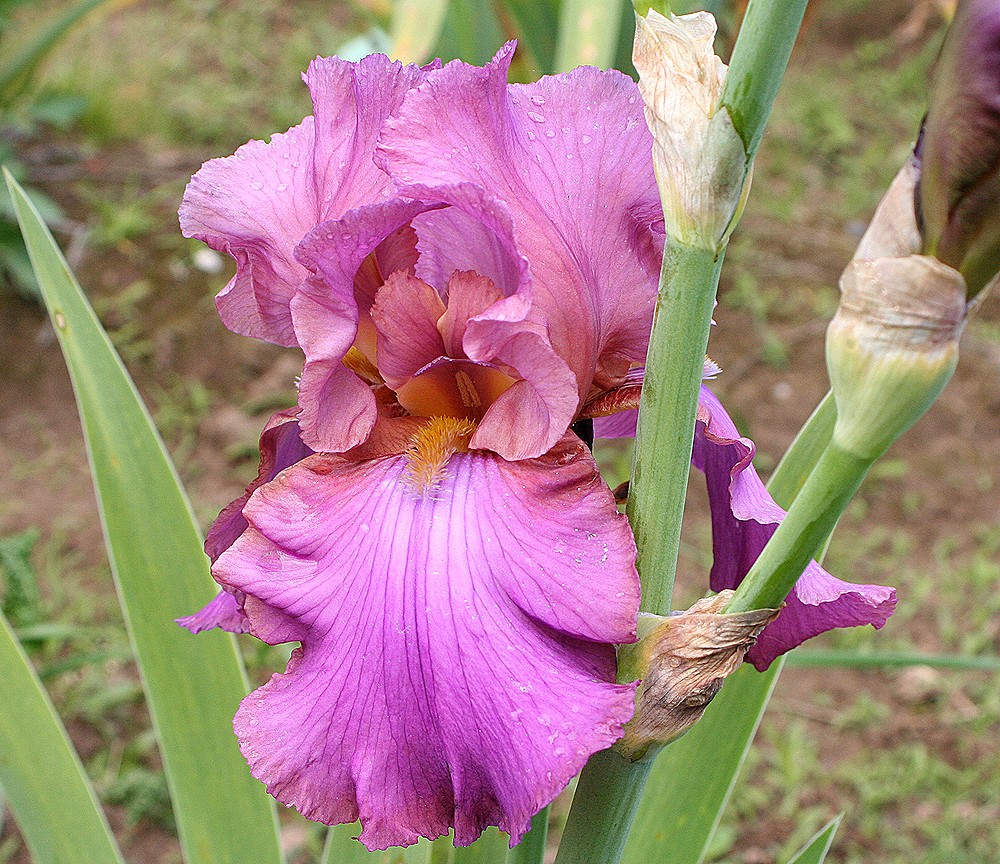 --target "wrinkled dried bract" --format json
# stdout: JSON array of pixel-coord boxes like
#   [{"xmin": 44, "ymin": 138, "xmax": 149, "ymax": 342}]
[
  {"xmin": 633, "ymin": 9, "xmax": 748, "ymax": 250},
  {"xmin": 617, "ymin": 592, "xmax": 779, "ymax": 760}
]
